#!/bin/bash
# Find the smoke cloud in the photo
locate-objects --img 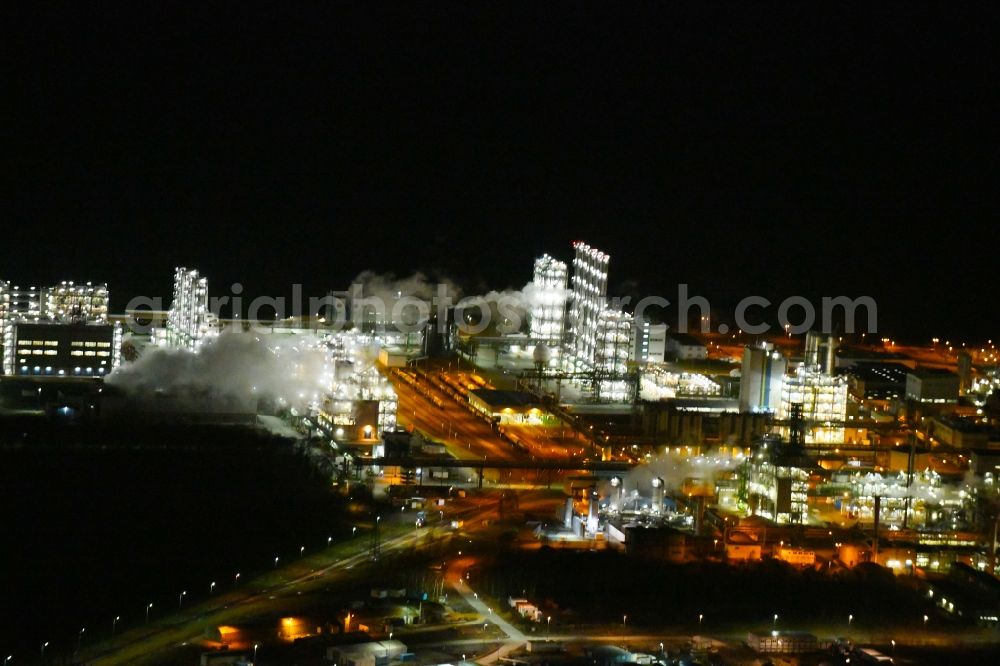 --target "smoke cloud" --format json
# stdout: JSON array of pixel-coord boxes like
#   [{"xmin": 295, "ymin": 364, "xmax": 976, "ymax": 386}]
[{"xmin": 107, "ymin": 331, "xmax": 327, "ymax": 411}]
